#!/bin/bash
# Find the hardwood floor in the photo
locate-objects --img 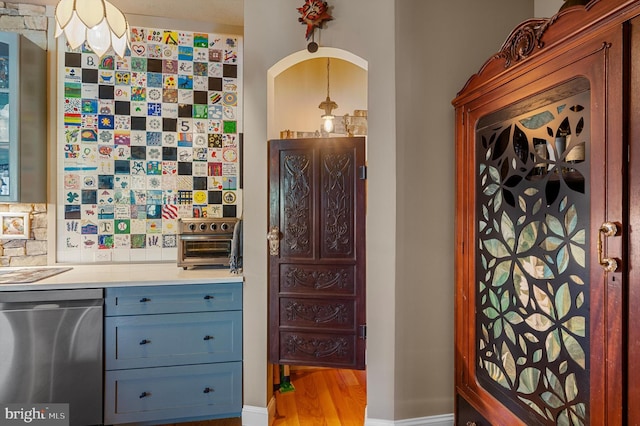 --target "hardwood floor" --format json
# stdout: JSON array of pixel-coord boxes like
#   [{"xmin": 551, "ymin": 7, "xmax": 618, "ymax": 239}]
[
  {"xmin": 161, "ymin": 419, "xmax": 241, "ymax": 426},
  {"xmin": 161, "ymin": 367, "xmax": 366, "ymax": 426},
  {"xmin": 273, "ymin": 367, "xmax": 367, "ymax": 426}
]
